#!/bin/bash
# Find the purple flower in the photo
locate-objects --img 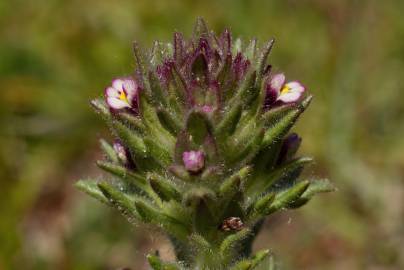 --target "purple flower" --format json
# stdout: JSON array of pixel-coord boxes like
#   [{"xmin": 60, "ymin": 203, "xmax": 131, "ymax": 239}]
[
  {"xmin": 182, "ymin": 151, "xmax": 205, "ymax": 173},
  {"xmin": 201, "ymin": 105, "xmax": 214, "ymax": 113},
  {"xmin": 113, "ymin": 140, "xmax": 135, "ymax": 169},
  {"xmin": 277, "ymin": 133, "xmax": 302, "ymax": 165},
  {"xmin": 105, "ymin": 78, "xmax": 139, "ymax": 110},
  {"xmin": 266, "ymin": 73, "xmax": 305, "ymax": 106},
  {"xmin": 113, "ymin": 140, "xmax": 128, "ymax": 164}
]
